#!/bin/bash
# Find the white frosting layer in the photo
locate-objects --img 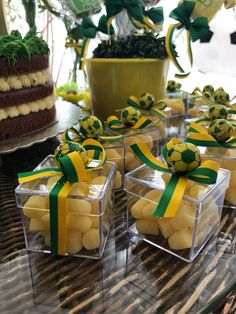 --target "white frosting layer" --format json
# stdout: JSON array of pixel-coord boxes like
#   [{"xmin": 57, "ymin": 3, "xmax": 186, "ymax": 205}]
[
  {"xmin": 0, "ymin": 69, "xmax": 51, "ymax": 92},
  {"xmin": 0, "ymin": 94, "xmax": 55, "ymax": 121}
]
